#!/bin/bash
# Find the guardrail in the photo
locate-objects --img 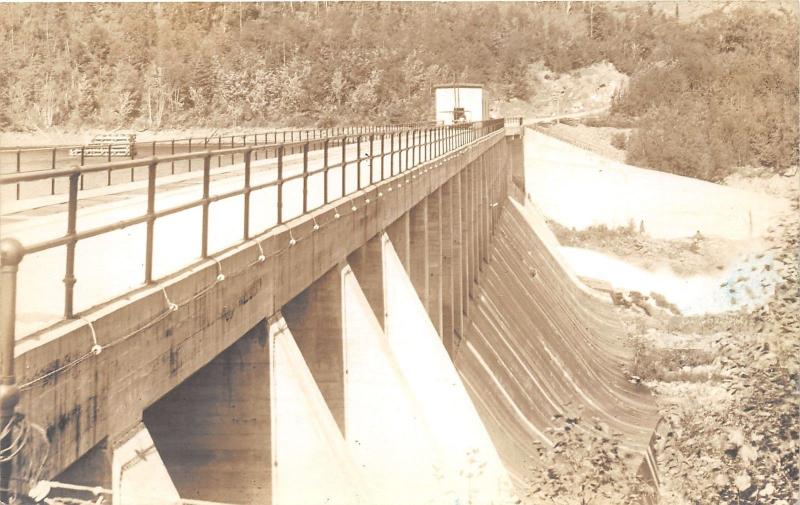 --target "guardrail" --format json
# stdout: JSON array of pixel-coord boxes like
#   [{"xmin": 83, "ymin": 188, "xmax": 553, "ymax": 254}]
[
  {"xmin": 0, "ymin": 121, "xmax": 437, "ymax": 201},
  {"xmin": 0, "ymin": 119, "xmax": 509, "ymax": 337}
]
